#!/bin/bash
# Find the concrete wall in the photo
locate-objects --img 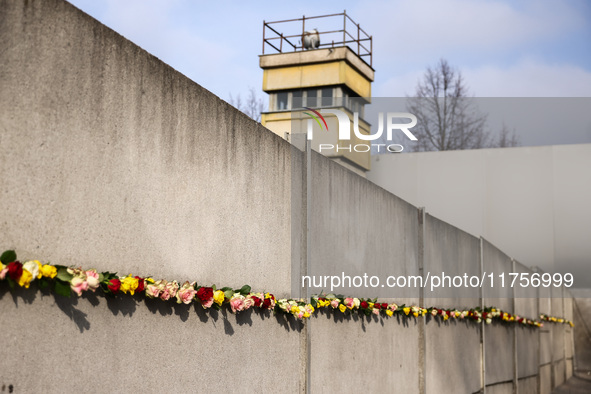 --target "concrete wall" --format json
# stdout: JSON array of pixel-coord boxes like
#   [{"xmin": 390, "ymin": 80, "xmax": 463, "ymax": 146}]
[
  {"xmin": 0, "ymin": 0, "xmax": 575, "ymax": 393},
  {"xmin": 0, "ymin": 0, "xmax": 302, "ymax": 392},
  {"xmin": 368, "ymin": 144, "xmax": 591, "ymax": 287}
]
